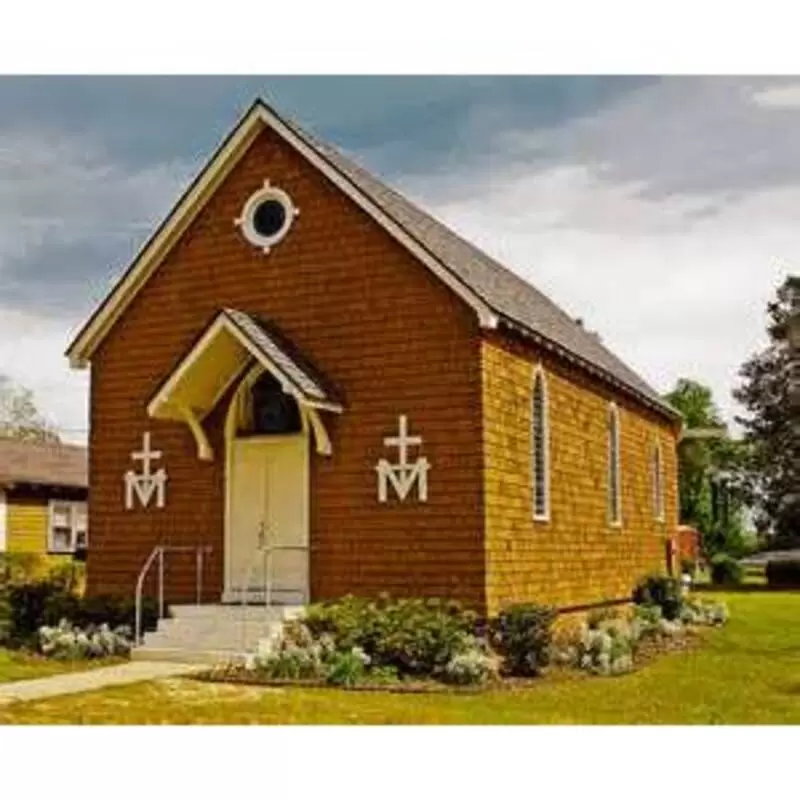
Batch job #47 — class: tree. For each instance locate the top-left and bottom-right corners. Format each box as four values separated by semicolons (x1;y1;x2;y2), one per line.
733;275;800;545
664;378;750;557
0;375;60;443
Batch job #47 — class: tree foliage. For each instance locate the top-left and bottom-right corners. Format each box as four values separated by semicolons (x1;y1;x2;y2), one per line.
664;378;750;556
733;275;799;544
0;375;60;443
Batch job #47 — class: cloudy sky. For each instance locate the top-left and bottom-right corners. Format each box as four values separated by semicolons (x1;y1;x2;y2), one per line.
0;76;794;443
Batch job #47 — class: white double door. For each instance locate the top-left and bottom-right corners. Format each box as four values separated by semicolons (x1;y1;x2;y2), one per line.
226;435;309;604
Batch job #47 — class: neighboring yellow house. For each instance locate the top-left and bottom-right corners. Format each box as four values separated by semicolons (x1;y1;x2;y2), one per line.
0;439;88;557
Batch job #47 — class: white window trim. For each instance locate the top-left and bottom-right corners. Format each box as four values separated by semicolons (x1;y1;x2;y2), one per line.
47;500;88;554
531;365;551;522
653;441;666;523
608;402;623;528
234;180;299;253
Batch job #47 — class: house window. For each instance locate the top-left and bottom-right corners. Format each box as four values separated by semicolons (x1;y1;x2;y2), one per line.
608;404;622;526
653;442;665;521
48;501;88;554
236;182;298;252
531;367;550;520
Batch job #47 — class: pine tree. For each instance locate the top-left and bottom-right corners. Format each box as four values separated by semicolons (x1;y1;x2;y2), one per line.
733;275;800;544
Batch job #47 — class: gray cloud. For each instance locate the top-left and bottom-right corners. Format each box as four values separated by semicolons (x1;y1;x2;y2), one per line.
0;128;192;315
0;76;795;436
481;77;800;207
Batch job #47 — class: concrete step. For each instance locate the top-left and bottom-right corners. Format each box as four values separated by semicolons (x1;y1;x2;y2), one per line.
132;603;299;663
142;631;280;650
169;604;302;621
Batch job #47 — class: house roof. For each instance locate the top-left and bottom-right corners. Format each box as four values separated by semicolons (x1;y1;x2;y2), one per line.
222;309;342;409
65;98;679;423
147;308;343;423
0;439;88;489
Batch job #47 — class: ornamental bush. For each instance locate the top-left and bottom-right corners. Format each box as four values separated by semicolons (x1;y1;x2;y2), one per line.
490;603;557;677
304;595;477;677
3;581;160;648
325;647;371;687
709;553;743;586
632;574;683;620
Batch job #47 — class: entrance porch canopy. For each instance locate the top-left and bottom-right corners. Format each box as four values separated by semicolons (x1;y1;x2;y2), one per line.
146;308;342;460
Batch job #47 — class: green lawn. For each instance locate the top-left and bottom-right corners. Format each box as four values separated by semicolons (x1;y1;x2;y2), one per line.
1;592;798;724
0;649;121;685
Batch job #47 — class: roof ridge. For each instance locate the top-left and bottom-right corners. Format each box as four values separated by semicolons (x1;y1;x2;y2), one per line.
277;107;672;417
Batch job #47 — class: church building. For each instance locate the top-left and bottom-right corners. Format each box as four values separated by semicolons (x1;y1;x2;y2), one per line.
66;99;681;617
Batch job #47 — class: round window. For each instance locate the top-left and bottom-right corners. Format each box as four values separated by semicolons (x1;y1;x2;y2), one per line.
236;182;298;252
252;199;287;239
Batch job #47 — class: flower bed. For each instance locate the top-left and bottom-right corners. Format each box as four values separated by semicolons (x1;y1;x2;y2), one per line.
198;591;730;692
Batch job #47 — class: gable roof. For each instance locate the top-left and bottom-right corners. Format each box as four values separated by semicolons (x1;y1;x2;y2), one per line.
0;439;88;490
66;98;679;423
147;308;343;422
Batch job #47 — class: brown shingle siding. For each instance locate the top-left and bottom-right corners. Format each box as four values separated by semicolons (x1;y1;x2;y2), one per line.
88;126;487;609
481;331;678;615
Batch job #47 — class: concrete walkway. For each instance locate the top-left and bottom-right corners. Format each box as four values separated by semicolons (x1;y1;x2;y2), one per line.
0;661;206;705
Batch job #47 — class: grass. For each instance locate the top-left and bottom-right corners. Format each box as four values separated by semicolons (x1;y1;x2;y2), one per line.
0;592;798;724
0;649;121;685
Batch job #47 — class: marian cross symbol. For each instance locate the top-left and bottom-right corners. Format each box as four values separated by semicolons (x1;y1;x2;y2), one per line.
124;432;168;510
375;415;430;503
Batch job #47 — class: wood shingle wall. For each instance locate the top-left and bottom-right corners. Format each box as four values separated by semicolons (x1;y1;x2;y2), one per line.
88;125;487;608
481;332;679;615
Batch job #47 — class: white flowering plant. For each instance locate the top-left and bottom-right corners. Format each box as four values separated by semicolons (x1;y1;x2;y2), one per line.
679;599;729;627
441;638;500;686
38;618;132;660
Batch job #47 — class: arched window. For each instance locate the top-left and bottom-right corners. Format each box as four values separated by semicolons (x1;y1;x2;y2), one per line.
245;372;302;436
652;442;665;521
531;367;550;521
608;403;622;525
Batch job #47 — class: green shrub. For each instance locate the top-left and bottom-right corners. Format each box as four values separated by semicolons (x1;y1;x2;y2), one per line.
765;560;800;588
325;647;370;686
491;603;557;677
632;575;682;620
253;642;327;681
709;553;743;586
3;582;160;647
631;603;663;639
304;595;477;677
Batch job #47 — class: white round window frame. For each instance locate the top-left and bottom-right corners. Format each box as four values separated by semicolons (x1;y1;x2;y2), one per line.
235;180;299;254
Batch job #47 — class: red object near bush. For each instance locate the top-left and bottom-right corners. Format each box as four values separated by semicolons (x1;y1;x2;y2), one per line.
677;525;701;564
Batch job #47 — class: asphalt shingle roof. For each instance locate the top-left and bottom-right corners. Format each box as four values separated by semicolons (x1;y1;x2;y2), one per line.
0;439;88;489
223;308;341;408
282;112;678;421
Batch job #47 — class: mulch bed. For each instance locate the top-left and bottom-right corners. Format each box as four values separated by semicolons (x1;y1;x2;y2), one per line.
633;626;706;666
194;670;492;694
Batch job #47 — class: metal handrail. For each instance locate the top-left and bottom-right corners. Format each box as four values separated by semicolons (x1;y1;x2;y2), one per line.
134;544;213;644
240;541;309;650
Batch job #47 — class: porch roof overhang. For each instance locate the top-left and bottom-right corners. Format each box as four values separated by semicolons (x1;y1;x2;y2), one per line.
146;309;342;460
